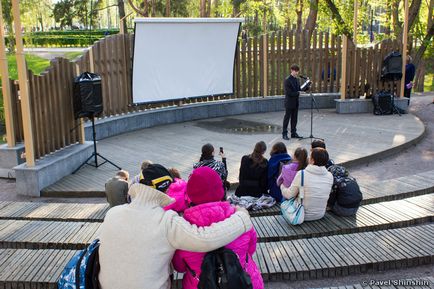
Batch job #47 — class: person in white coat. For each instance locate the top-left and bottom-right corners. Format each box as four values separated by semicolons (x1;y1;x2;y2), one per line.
98;164;252;289
281;148;333;221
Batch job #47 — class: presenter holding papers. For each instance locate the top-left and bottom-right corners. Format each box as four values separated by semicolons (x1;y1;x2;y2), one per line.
282;64;304;141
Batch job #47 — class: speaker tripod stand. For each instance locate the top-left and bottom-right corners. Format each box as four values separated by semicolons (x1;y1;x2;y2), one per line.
300;91;324;142
73;116;121;174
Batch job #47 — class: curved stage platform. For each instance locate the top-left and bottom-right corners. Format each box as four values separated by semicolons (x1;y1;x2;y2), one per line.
42;109;425;197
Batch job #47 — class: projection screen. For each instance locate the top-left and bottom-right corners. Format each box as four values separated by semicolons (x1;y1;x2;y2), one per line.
132;18;242;104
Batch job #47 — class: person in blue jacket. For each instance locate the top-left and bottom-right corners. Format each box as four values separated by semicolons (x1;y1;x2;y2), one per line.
404;55;416;104
267;142;291;202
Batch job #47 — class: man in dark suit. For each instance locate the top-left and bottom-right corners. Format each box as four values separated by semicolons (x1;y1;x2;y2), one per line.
282;64;303;140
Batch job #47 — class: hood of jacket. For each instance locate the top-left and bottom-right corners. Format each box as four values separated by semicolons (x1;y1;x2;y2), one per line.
305;164;330;176
268;153;292;177
128;183;175;208
183;201;235;226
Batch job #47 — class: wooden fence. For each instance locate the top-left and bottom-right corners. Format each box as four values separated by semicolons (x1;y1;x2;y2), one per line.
342;38;402;98
9;30;404;161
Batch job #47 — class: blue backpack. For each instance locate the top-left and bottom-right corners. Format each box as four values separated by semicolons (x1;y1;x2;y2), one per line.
58;239;101;289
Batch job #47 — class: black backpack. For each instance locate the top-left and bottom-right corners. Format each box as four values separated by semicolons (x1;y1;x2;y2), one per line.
189;248;253;289
328;165;362;208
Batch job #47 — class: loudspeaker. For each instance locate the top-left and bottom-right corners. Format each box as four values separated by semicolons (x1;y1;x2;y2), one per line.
373;91;393;115
381;51;402;81
73;72;103;119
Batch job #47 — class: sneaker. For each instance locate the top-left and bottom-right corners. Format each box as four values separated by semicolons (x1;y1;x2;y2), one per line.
282;134;289;140
291;133;303;139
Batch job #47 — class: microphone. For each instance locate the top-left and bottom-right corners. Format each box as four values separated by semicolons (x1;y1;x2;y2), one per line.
299;75;308;80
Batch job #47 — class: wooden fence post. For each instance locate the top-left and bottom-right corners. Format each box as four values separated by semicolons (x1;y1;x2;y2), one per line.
0;0;15;147
12;0;35;166
262;10;268;97
340;35;348;100
400;0;409;97
74;64;86;144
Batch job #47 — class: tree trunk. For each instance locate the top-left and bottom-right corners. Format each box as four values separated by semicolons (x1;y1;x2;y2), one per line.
200;0;206;17
117;0;127;32
304;0;318;39
324;0;352;39
391;0;400;35
396;0;422;41
414;62;425;92
296;0;303;31
413;22;434;69
165;0;170;16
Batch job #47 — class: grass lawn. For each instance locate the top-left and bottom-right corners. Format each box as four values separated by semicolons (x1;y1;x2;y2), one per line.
6;53;51;80
64;51;84;60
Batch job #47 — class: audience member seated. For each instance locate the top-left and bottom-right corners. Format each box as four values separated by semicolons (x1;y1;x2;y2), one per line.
327;165;362;216
131;160;153;185
311;139;334;168
281;148;333;221
98;164;253;289
277;147;308;188
172;167;263;289
235;141;268;198
164;168;189;213
193;143;228;186
267;142;292;202
105;170;129;208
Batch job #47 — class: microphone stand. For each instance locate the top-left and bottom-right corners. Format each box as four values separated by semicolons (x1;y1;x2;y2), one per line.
300;83;323;142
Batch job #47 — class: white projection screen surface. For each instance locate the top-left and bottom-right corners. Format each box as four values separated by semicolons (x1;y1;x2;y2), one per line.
132;18;242;104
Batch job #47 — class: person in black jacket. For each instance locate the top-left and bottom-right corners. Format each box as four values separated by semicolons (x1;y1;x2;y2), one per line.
404;55;416;103
235;141;268;198
283;64;303;140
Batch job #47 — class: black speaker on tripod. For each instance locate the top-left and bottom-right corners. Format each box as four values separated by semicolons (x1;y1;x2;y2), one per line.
72;72;121;174
381;51;402;81
73;72;103;119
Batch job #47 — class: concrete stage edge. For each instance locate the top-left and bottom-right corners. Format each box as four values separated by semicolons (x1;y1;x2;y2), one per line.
41;105;424;197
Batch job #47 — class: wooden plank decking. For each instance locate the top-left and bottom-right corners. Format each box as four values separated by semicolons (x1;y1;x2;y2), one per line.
1;224;433;288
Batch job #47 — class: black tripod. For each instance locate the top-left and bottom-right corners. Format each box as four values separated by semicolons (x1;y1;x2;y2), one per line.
389;79;402;116
73;116;121;174
300;90;324;142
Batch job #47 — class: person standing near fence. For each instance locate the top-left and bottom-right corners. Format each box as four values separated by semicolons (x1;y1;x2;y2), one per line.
282;64;303;140
404;55;416;104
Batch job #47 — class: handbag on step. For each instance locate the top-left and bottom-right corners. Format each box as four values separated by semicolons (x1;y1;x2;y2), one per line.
280;170;305;225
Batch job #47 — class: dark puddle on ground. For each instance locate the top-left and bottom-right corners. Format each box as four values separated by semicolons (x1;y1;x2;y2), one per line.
194;118;282;134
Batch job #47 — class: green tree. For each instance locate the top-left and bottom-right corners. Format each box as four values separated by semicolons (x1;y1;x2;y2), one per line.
53;0;74;29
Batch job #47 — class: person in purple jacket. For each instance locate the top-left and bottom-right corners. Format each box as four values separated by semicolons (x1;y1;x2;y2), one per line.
277;147;308;189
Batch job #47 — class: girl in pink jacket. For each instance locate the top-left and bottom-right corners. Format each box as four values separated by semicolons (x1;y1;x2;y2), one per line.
164;168;189;213
172;167;263;289
277;147;308;188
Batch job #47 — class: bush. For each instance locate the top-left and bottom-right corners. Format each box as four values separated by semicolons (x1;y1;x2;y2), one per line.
21;29;120;47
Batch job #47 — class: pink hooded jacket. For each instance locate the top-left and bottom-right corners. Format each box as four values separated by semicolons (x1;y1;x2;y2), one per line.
172;201;263;289
164;178;188;213
277;161;299;188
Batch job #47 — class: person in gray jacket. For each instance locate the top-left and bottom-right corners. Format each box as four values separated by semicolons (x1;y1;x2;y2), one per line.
281;148;333;221
98;164;252;289
105;170;129;207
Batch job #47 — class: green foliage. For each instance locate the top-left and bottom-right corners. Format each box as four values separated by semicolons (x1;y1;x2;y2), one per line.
6;54;51;79
53;0;75;29
21;30;119;47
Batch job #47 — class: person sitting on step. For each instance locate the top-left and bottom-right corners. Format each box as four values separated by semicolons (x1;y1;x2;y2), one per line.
98;164;253;289
281;148;333;221
235;141;268;198
277;147;308;189
172;167;263;289
105;170;129;208
267;142;292;202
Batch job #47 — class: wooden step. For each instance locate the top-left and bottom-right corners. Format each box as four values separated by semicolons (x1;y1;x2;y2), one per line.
2;224;433;289
0;194;432;250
